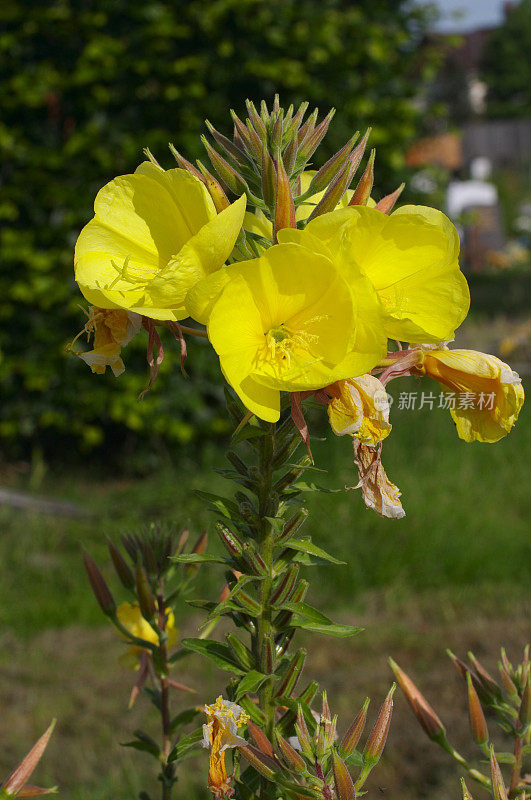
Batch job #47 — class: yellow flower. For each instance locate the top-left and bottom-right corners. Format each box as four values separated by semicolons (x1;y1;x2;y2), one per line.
202;696;249;799
352;442;405;519
292;204;470;344
187;241;387;422
418;348;524;442
116;602;177;668
74;162;246;321
73;306;141;376
327;375;391;445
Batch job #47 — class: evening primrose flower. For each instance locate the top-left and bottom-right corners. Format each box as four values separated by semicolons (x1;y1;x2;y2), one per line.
186;242;387;422
295;204;470;344
327;375;391;445
416;348;524;442
72;306;142;376
202;696;249;798
116;602;177;669
74;162;246;320
352;442;405;519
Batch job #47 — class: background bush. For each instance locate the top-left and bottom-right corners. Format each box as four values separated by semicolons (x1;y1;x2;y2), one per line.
0;0;438;459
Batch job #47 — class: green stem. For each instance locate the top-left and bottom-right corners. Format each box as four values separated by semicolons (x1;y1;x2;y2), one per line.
157;593;175;800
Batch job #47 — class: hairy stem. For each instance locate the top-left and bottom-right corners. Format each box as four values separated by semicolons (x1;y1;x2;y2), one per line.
158;593;174;800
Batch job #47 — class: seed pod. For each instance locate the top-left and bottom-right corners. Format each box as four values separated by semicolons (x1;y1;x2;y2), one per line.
271;564;300;606
375;183;405;214
83;552;116;617
467;672;489;745
295;705;314;761
226;633;255;671
242;542;268;576
349;149;375;206
332;750;356;800
262;637;275;674
276;509;308;545
518;668;531;727
276;732;306;772
339;697;370;757
226;450;249;476
275;648;307;698
489;747;509;800
238;744;278;779
107;539;135;592
363;684;395;766
215;521;244;558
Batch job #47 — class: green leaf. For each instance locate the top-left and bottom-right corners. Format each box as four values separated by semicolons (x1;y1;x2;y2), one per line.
232;425;268;445
280;602;362;638
292;481;341;494
235;670;275;701
169;707;200;735
282;537;345;565
172;553;229;565
182;638;245;675
193;490;239;518
168;728;204;763
121;739;160;757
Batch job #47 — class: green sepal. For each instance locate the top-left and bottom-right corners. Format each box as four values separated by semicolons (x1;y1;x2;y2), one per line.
181;638;246;675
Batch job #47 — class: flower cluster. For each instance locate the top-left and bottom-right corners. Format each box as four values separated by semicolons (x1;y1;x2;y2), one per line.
72;98;524;518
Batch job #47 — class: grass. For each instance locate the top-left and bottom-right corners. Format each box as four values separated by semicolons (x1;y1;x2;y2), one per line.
0;378;529;798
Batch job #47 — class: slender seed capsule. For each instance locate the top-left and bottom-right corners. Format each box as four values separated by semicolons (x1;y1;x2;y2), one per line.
389;658;446;741
226;633;255;671
242;542;268;576
247;721;275;758
276;509;308;545
215;521;244;557
226;450;250;476
332;750;356;800
83;552;116;617
489;747;509;800
276;732;306;771
271;564;300;606
274;648;307;698
339;697;370;756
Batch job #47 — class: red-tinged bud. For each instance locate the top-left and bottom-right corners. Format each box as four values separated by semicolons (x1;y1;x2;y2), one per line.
276;509;308;545
500;648;513;675
201;135;250;195
1;721;55;797
135;562;156;620
196;160;230;212
230;110;255;158
83;552;116;617
237;589;261;616
308;138;365;221
461;778;476;800
297;107;318;145
375;183;405;214
168;143;206;184
176;529;189;554
291;100;309;134
215;521;244;557
306;134;359;196
295;706;314;760
245;119;263;160
262;638;275;674
107;539;135;592
349;149;375;206
363;684;395;765
260;99;270;122
489;747;509;800
332;750;356;800
518;668;531;727
248;722;275;758
273;152;296;241
283;135;298;176
467;673;489;745
128;651;149;709
271;564;300;606
389;659;446;740
297;109;335;164
246;100;267;141
226;632;254;671
261;142;277;209
272;93;280;114
276;732;306;771
339;698;370;756
242;542;268;576
275;648;307;699
468;652;502;700
217;582;230;603
270;112;284;152
499;662;518;696
205;120;252;170
238;745;278;778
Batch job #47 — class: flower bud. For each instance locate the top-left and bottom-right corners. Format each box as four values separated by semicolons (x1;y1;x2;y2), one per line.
295;706;314;760
276;732;306;771
349;149;375;206
238;744;278;779
390;658;446;741
196;160;230;212
1;720;56;797
297;108;335;164
306;134;359;196
297;107;319;145
275;648;307;699
270;112;284;152
363;684;395;766
83;551;116;617
247;721;275;758
290;100;309;135
375;183;405;214
489;747;509;800
231;110;255;157
135;562;156;620
261;142;277;209
467;673;489;745
332;750;356;800
499;662;518;696
468;652;502;700
339;697;370;756
308;130;369;220
168;143;206;184
461;778;476;800
107;539;135;592
201;135;250;195
282;135;298;176
205;119;252;170
245;99;267;141
245;119;264;161
518;668;531;727
273;152;296;240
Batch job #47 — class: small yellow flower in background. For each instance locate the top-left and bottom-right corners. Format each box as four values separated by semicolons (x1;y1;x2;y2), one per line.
327;374;391;445
288;204;470;345
74;162;246;321
116;602;177;669
73;306;142;376
418;348;524;443
352;442;405;519
187;242;387;422
202;696;249;799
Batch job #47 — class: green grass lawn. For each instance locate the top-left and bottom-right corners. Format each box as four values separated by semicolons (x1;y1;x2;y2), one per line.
0;380;529;798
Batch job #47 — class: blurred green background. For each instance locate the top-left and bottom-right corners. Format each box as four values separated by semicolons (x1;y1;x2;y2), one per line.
0;1;529;798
